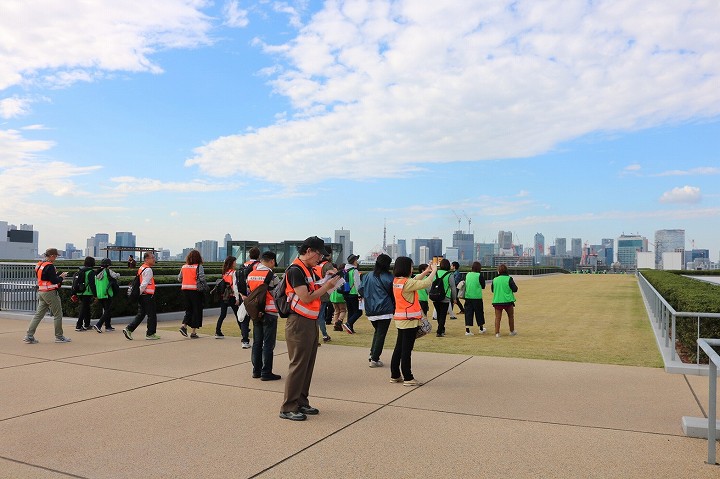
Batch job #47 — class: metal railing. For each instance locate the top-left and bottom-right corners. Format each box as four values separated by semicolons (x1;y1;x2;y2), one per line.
697;338;719;465
637;272;720;364
0;263;38;312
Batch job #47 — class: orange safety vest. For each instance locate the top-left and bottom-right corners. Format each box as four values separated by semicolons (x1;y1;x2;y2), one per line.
138;264;155;295
223;269;235;286
286;258;321;319
181;264;199;290
247;268;276;313
393;278;422;320
36;261;59;292
312;261;327;279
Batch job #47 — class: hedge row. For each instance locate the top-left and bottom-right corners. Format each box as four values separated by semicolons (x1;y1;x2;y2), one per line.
641;270;720;362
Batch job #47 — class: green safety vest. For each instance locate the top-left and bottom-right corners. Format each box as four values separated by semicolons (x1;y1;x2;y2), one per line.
347;267;358;295
79;269;94;296
464;272;483;299
414;274;428;301
492;275;516;304
94;270;113;299
436;269;452;299
330;289;345;303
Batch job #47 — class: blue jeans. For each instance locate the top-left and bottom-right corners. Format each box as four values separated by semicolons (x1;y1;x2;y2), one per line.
345;295;362;330
216;299;239;334
317;301;329;337
252;314;278;377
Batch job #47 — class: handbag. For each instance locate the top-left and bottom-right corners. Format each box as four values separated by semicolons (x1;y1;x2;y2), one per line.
416;315;432;338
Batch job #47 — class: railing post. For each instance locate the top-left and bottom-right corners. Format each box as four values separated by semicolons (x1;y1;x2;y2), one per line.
698;316;701;366
709;359;717;465
671;314;676;362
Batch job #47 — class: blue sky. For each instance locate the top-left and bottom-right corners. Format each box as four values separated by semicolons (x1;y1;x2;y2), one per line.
1;0;719;259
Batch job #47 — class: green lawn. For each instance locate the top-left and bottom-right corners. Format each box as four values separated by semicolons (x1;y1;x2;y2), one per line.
161;274;663;368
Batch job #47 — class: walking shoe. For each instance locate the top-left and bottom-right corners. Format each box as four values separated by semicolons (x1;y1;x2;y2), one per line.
390;377;403;383
279;411;306;421
322;335;331;342
478;328;486;334
495;333;500;338
145;334;161;340
123;328;133;340
179;326;188;337
252;372;261;379
369;360;384;368
403;378;423;387
465;331;474;336
510;330;518;336
241;341;251;349
75;326;84;332
215;331;224;339
449;315;457;320
23;336;38;344
93;324;102;333
83;325;92;331
342;323;354;334
190;333;199;339
261;373;282;381
54;336;72;343
333;322;343;332
298;405;319;415
105;326;116;331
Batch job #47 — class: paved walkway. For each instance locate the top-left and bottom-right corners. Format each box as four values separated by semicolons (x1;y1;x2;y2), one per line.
0;314;717;478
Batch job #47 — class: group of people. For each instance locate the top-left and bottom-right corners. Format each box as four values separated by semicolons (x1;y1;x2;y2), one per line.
22;239;518;423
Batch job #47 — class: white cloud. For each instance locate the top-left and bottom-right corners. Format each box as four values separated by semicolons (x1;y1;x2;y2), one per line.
656;166;720;176
0;97;31;119
0;0;213;90
223;0;249;28
21;124;49;130
188;1;720;186
659;185;702;204
109;176;240;194
624;164;642;172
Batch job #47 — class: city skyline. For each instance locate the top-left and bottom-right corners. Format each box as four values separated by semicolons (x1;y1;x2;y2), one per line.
1;2;719;260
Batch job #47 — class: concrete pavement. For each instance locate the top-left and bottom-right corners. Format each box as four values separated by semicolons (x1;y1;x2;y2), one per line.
0;314;717;478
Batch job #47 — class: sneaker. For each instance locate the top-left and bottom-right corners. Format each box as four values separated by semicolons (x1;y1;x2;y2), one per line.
298;405;319;415
179;326;188;337
369;360;384;368
145;334;161;340
390;377;403;383
478;328;486;334
495;333;500;338
75;326;84;332
449;315;457;320
93;324;102;333
123;328;133;340
333;322;343;331
190;333;199;339
465;331;474;336
322;335;331;342
261;373;282;381
279;411;306;421
83;325;92;331
510;331;518;336
105;326;116;332
342;323;354;334
23;336;38;344
215;332;225;339
403;378;423;387
55;336;72;343
241;341;251;349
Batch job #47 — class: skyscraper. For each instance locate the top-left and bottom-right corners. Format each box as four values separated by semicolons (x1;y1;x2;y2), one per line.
195;240;219;262
397;239;407;257
412;238;442;262
654;229;685;269
601;238;614;265
452;230;474;265
571;238;582;258
617;234;648;268
554;238;566;257
534;233;544;265
497;230;513;252
334;228;352;261
115;231;136;261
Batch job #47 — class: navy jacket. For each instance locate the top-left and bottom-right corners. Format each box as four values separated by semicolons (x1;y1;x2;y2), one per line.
358;271;395;316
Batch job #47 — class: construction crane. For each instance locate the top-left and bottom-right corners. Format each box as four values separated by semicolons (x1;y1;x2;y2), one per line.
462;210;472;234
451;210;462;232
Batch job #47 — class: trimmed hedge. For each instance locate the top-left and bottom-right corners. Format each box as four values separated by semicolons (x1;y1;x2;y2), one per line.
641;270;720;362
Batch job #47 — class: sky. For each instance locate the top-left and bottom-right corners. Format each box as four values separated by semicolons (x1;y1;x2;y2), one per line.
1;0;719;260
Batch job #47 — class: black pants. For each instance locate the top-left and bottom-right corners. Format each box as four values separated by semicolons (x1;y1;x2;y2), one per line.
345;295;362;330
77;295;93;328
390;327;419;380
464;298;485;329
182;290;204;329
324;302;334;324
252;314;278;377
433;301;450;335
128;294;157;335
216;299;239;334
455;297;465;313
419;300;429;316
95;298;113;329
369;318;391;362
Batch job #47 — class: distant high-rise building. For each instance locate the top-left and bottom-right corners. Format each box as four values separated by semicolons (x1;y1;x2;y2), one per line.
601;238;614;265
397;239;407;257
114;231;136;261
548;245;556;256
195;240;219;262
476;243;495;265
497;230;513;253
85;233;109;257
452;230;474;265
0;220;39;259
412;238;442;262
554;238;567;257
570;238;582;258
617;234;648;268
419;246;430;265
654;229;685;269
534;233;544;265
334;228;352;261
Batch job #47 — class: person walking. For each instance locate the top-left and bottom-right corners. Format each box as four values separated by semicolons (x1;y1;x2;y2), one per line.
330;268;347;332
342;254;362;334
74;256;97;331
463;261;486;335
451;261;465;317
92;258;120;332
248;251;282;381
390;257;437;386
215;256;240;338
123;252;160;340
279;236;341;421
24;248;71;344
178;249;207;339
127;255;136;268
312;248;334;342
359;254;394;368
491;264;518;338
431;259;456;337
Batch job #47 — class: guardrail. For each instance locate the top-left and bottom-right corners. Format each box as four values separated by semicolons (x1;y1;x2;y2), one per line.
637;272;720;364
697;338;719;465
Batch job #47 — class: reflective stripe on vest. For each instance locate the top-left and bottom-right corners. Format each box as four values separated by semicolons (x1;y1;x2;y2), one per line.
181;264;199;290
286;259;321;319
139;265;155;295
392;278;422;320
36;261;59;292
247;269;276;313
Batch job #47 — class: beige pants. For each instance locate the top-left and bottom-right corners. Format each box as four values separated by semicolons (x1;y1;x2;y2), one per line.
27;290;64;338
281;313;320;413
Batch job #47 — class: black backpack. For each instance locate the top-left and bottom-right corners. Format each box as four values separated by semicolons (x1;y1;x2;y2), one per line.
209;279;227;298
244;271;275;322
428;271;450;302
127;267;147;302
273;265;300;318
71;268;88;294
